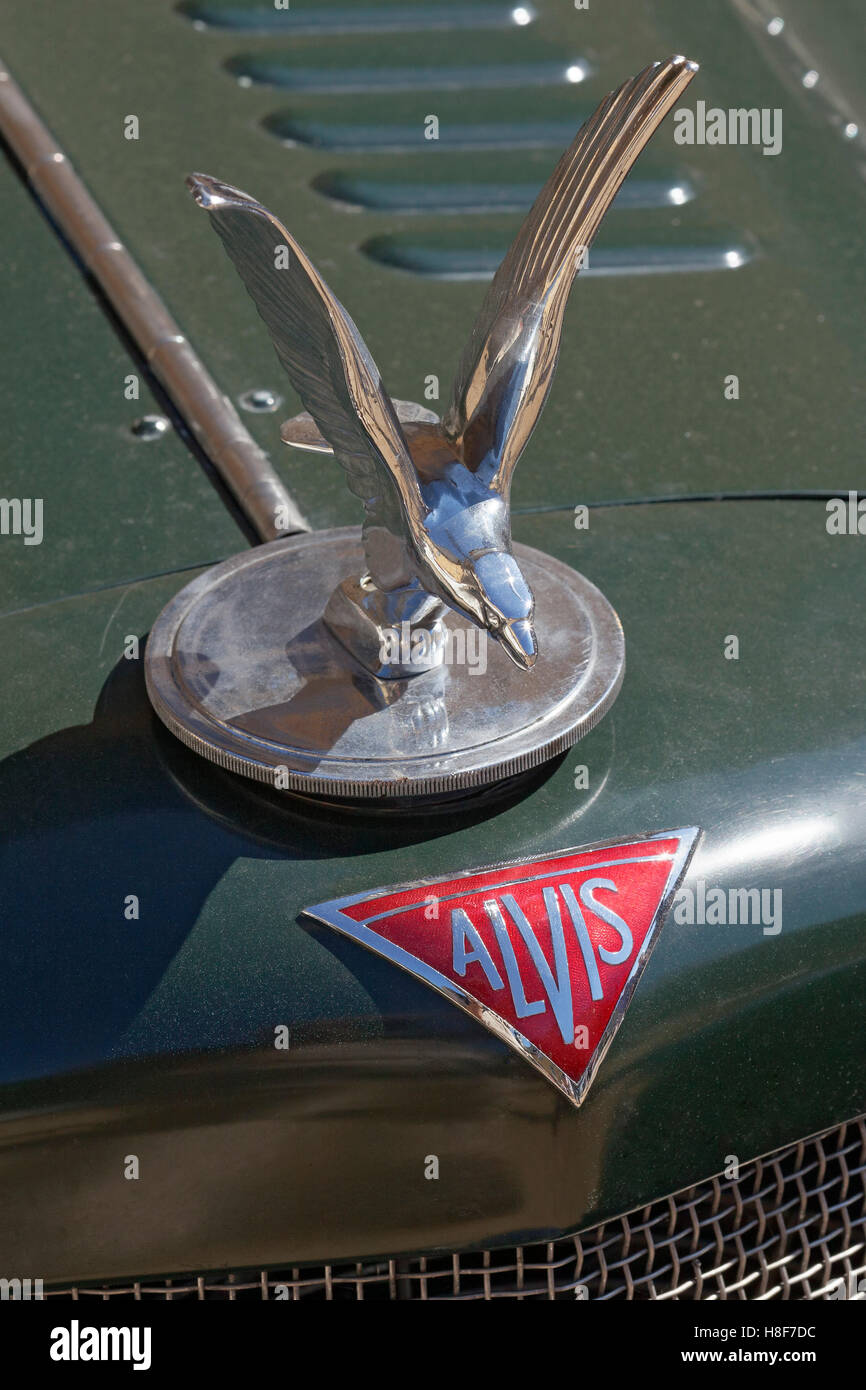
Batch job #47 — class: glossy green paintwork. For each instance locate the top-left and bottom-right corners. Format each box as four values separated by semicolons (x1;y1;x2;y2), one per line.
2;502;865;1280
0;0;864;1283
0;151;245;614
2;0;865;533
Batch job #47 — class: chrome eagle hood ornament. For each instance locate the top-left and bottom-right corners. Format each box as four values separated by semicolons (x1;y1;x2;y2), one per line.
145;57;697;800
187;55;697;676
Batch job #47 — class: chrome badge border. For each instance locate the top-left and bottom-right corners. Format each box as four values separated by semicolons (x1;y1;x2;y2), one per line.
303;827;701;1108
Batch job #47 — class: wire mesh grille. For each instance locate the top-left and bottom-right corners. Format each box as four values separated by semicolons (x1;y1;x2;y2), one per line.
48;1115;866;1300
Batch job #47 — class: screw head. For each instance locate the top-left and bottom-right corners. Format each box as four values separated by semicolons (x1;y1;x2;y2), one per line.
239;388;282;414
131;414;170;441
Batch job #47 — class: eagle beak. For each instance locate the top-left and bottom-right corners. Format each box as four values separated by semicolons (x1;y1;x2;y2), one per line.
499;619;537;670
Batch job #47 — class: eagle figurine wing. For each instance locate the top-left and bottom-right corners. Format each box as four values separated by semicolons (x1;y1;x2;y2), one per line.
187;173;426;585
441;56;699;497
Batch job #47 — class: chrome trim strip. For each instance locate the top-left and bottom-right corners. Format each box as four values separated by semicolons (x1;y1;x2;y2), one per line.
308;830;696;912
0;61;308;543
361;853;673;923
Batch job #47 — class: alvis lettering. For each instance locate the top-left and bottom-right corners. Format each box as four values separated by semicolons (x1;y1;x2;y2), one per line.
305;829;699;1106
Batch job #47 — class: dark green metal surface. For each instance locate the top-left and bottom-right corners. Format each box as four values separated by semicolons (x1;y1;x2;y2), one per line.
2;501;864;1281
0;148;245;614
0;0;864;1284
1;0;864;533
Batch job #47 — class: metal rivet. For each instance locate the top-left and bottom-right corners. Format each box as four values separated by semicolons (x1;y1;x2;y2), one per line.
131;414;170;441
239;388;282;414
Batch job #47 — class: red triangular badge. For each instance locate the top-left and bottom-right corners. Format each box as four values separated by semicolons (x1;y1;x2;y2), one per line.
304;829;699;1107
